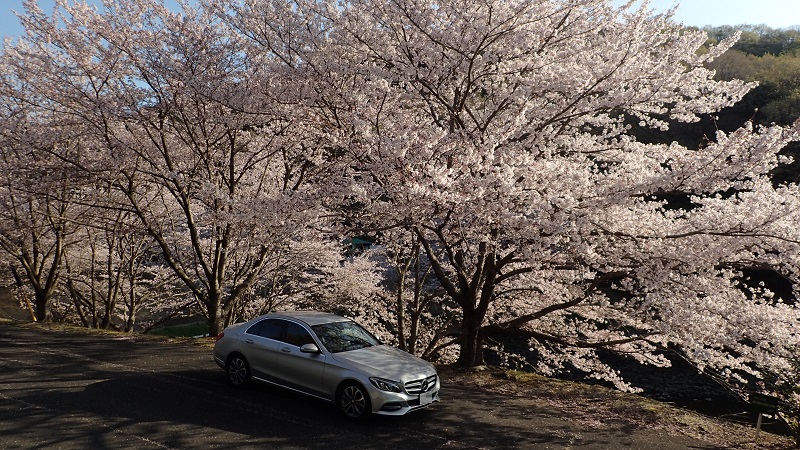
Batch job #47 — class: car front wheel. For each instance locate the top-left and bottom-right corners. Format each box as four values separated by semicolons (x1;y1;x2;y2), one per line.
337;382;371;421
226;353;250;388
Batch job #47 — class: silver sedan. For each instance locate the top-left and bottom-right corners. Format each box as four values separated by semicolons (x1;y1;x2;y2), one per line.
213;311;440;420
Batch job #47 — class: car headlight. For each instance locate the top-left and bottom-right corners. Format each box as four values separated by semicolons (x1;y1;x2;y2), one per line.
369;377;402;393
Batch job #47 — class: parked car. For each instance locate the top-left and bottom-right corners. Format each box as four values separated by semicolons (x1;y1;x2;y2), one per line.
213;311;440;420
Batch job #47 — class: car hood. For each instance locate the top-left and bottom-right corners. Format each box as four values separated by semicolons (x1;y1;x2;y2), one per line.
331;345;435;381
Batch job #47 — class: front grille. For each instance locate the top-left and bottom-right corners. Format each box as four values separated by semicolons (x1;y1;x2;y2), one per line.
405;374;437;394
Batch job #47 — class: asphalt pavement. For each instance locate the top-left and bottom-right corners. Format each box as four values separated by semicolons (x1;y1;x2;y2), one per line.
0;323;715;449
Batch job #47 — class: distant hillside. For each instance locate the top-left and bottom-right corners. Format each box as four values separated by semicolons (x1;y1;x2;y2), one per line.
703;24;800;56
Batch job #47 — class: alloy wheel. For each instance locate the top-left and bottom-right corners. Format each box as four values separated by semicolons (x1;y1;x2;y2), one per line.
340;384;368;419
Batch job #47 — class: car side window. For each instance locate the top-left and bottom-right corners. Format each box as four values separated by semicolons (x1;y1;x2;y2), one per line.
246;319;284;340
245;321;263;336
283;321;314;347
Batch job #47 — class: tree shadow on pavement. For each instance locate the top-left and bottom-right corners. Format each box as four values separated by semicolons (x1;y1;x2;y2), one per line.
3;370;728;450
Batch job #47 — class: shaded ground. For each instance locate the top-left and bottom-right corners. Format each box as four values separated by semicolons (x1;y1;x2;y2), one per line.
0;321;796;449
440;366;797;449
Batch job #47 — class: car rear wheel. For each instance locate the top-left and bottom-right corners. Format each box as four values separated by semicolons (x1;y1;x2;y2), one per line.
226;353;250;387
337;382;371;421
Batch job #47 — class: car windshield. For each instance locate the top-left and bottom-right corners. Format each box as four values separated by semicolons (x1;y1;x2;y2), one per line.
311;320;381;353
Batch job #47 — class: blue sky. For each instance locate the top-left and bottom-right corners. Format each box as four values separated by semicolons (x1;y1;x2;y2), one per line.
1;0;798;44
1;0;189;44
615;0;800;29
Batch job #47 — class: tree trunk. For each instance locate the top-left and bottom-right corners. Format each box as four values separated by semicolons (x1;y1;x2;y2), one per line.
34;291;50;322
457;310;485;367
207;292;224;337
125;288;136;332
208;316;223;337
396;275;407;351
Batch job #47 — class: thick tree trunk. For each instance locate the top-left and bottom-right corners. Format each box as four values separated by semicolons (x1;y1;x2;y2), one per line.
207;310;223;337
208;317;223;337
206;291;224;337
457;310;485;367
34;291;50;322
414;228;497;367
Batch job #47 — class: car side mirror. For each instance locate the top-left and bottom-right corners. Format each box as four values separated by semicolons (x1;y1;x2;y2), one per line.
300;343;321;354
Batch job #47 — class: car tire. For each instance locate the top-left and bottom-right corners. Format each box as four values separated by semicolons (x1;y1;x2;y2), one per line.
226;353;250;388
337;381;371;421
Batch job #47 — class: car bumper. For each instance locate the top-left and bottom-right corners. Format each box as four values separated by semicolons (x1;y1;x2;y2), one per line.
214;354;225;369
369;385;441;416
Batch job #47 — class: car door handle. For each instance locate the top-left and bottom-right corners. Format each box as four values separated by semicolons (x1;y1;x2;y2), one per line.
280;347;292;353
245;339;254;344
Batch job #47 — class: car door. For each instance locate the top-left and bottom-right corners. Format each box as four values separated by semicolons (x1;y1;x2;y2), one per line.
242;319;283;380
271;320;328;399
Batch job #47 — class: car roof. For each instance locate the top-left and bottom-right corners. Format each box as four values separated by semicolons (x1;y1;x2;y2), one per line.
267;311;351;326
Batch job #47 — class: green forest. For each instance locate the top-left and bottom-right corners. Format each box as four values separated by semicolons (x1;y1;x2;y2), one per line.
707;25;800;127
660;25;800;184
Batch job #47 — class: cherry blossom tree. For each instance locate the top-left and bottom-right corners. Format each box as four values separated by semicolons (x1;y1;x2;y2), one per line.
233;0;800;391
62;226;125;329
0;95;87;322
0;185;72;323
361;230;460;361
59;207;191;332
1;0;343;335
212;0;462;360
